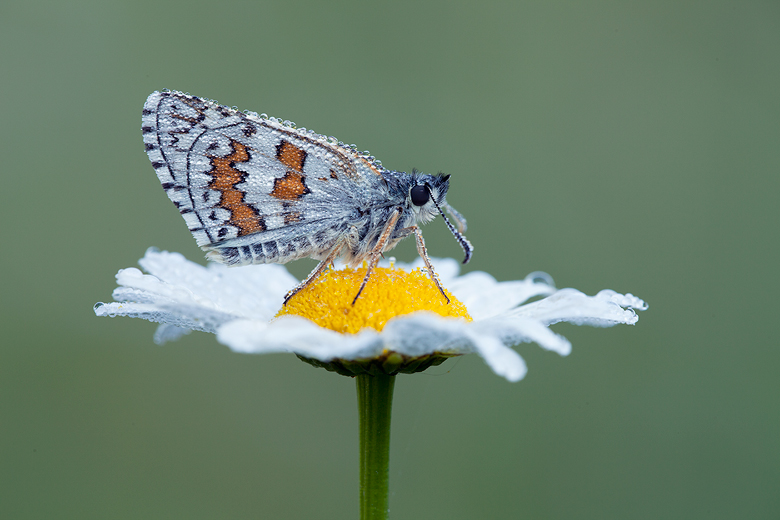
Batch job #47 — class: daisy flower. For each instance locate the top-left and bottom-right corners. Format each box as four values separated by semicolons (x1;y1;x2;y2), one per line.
95;247;647;519
94;248;647;382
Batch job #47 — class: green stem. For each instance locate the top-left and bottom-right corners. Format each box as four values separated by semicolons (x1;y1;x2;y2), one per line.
357;373;396;520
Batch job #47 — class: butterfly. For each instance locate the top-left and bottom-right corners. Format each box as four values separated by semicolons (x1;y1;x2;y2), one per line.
142;90;472;304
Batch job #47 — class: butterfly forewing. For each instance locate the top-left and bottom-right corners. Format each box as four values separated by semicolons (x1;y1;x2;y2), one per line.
142;91;386;265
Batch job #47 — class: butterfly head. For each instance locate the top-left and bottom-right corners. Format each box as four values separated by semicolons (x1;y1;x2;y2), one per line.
407;171;450;224
406;171;472;265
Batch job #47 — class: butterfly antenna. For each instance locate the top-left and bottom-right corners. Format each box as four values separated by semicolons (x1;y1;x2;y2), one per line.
426;185;473;264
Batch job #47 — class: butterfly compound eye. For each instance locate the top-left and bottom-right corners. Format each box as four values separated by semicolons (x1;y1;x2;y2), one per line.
410;185;429;206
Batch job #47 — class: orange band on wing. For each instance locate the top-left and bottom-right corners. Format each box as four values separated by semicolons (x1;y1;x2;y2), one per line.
207;140;266;235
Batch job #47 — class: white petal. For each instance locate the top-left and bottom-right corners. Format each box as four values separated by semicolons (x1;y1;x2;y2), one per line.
137;248;203;284
380;312;472;356
595;289;649;310
464;332;528;382
448;271;556;320
220;312;529;382
472;316;572;356
94;249;300;338
137;248;296;320
220;313;473;361
93;301;234;336
220;312;463;359
113;267;201;307
217;316;386;360
507;288;643;327
154;324;191;344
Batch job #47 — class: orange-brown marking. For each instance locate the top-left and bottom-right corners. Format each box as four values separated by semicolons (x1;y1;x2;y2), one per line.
270;171;311;200
276;141;307;172
207;141;265;236
330;170;339;180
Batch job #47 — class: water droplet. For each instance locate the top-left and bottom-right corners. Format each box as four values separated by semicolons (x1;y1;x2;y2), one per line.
527;271;555;287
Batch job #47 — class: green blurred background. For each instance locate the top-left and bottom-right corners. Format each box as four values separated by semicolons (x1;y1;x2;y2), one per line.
2;1;778;518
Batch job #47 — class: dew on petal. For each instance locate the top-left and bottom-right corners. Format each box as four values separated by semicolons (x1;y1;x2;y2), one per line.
526;271;555;287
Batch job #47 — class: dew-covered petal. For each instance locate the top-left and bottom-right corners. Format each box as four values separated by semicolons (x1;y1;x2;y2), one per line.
506;288;644;327
388;259;556;319
154;324;191;344
379;312;472;356
356;313;530;382
95;267;246;335
137;248;203;284
136;248;296;320
463;332;528;382
93;301;235;337
220;311;530;382
447;271;556;320
217;316;386;360
95;249;298;335
472;315;572;355
595;289;649;311
112;267;202;307
220;313;471;361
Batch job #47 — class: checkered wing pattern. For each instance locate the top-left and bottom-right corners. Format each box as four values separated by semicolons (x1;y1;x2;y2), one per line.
142;91;389;265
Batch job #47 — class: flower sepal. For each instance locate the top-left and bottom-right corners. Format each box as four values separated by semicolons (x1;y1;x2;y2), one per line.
296;351;459;377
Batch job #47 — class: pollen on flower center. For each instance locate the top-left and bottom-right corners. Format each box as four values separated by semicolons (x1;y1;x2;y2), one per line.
276;265;472;334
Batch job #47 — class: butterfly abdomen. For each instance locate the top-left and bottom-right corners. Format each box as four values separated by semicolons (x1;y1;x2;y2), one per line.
205;225;345;266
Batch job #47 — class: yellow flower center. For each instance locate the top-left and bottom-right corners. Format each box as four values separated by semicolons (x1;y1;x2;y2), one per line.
276;265;472;333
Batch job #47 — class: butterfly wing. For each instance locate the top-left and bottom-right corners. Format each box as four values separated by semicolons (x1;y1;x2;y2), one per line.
142;91;390;266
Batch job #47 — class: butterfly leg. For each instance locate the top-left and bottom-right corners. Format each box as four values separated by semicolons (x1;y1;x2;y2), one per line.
406;225;450;304
352;208;402;305
283;243;344;305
